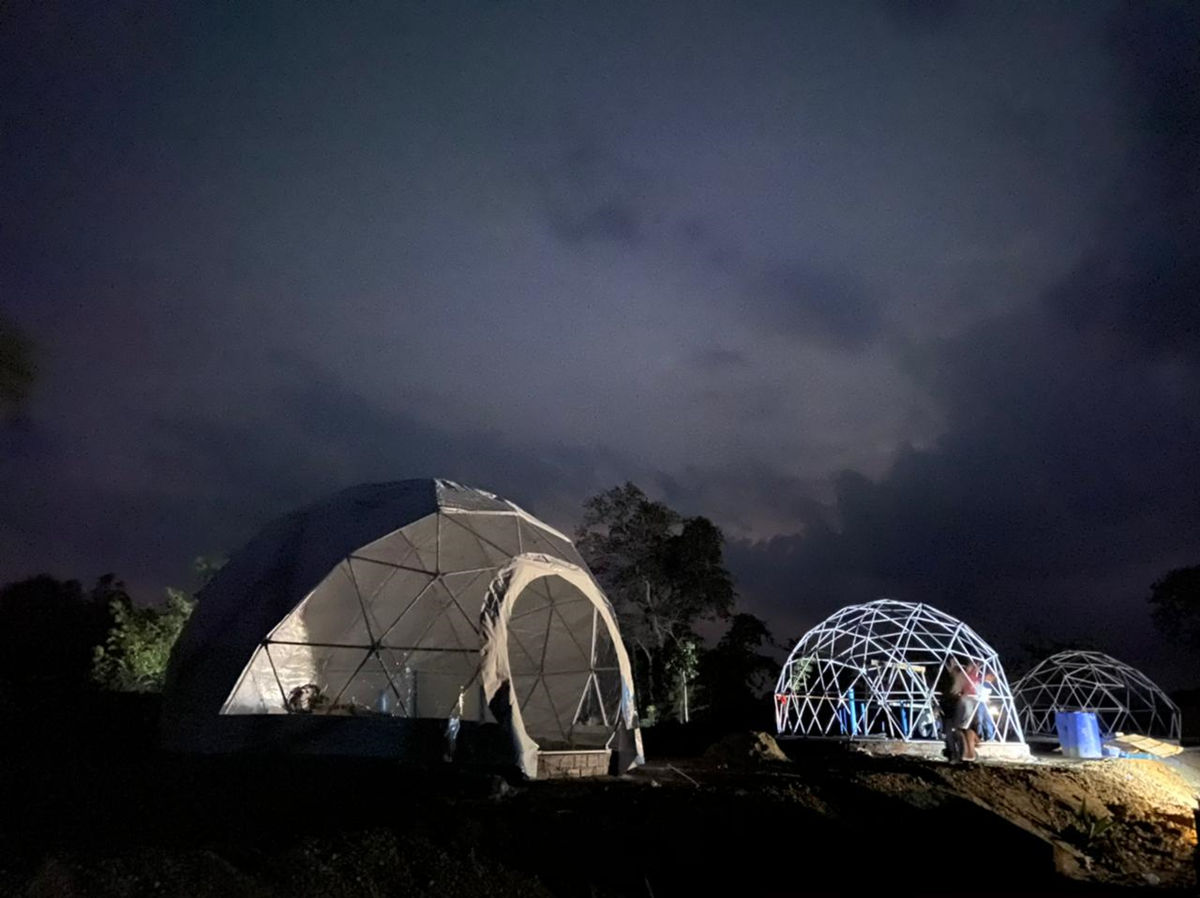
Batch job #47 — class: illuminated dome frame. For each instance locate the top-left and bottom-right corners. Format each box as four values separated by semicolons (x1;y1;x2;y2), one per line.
774;599;1025;745
1013;649;1181;742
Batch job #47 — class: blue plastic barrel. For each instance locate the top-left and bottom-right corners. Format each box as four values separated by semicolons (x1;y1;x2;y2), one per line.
1055;711;1102;759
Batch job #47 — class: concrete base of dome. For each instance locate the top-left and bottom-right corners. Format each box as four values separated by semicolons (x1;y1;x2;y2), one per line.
852;738;1031;761
537;749;613;779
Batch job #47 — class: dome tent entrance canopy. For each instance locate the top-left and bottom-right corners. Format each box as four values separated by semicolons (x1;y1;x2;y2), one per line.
1014;650;1181;742
775;599;1024;745
163;480;643;778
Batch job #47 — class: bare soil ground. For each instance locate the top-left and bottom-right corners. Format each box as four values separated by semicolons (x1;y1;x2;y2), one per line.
777;746;1197;888
0;733;1195;896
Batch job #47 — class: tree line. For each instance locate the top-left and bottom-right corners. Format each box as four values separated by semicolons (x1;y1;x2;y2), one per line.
0;482;1195;727
0;484;781;728
0;560;216;711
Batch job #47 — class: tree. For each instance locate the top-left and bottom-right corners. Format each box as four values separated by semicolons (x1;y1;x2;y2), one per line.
664;636;700;723
1148;565;1200;650
191;554;227;588
0;315;35;418
696;612;779;730
91;555;222;692
576;483;735;718
0;574;116;705
92;587;196;692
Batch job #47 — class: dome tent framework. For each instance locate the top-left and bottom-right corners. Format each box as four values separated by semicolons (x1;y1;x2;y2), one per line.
164;480;643;777
1013;650;1181;742
774;599;1024;744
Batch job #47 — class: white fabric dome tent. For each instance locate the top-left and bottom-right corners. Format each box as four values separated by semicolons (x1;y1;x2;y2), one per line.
774;599;1024;746
163;480;643;777
1013;650;1181;742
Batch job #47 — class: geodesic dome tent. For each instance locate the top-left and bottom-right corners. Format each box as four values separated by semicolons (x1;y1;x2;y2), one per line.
774;599;1024;745
1013;650;1181;742
163;480;643;778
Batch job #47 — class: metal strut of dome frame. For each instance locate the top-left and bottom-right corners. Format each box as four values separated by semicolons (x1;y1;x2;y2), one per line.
1013;650;1181;742
774;599;1025;744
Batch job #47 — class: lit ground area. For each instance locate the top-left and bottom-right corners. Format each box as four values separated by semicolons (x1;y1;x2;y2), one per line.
0;730;1196;896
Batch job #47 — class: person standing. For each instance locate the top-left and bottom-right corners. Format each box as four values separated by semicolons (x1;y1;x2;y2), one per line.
945;659;982;761
974;672;998;741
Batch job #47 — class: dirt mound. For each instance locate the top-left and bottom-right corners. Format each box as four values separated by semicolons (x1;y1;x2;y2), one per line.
702;730;788;766
848;756;1198;888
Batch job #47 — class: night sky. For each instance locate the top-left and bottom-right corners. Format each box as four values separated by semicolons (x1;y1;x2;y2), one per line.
3;2;1198;685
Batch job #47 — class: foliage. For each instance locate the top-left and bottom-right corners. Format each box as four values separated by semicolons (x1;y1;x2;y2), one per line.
0;574;116;703
576;482;735;712
192;554;227;589
663;636;700;723
1147;565;1200;650
92;587;196;692
0;315;35;418
91;555;221;693
697;613;779;730
1064;799;1117;850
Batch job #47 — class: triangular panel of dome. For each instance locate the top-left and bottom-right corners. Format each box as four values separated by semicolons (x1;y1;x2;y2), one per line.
516;519;574;560
223;645;284;713
386;578;479;655
543;668;591;723
591;616;618;670
270;561;371;647
541;604;592;672
573;673;606;726
546;575;594;623
313;646;373;708
437;513;514;572
506;616;547;678
374;570;446;645
453;512;522;558
510;572;555;616
394;647;479;717
508;582;554;664
334;652;404;714
262;642;370;711
441;569;493;628
346;556;403;604
351;559;435;641
400;514;441;572
353;527;424;572
519;678;569;744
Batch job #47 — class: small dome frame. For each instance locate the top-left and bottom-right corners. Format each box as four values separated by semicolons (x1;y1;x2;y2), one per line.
1013;650;1181;742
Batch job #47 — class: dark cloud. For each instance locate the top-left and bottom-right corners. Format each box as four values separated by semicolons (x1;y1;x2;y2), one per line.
752;262;882;349
1052;2;1200;361
728;308;1200;682
674;216;884;350
542;140;651;246
878;0;963;34
688;347;749;372
657;465;831;545
551;201;642;245
724;0;1200;685
0;364;644;594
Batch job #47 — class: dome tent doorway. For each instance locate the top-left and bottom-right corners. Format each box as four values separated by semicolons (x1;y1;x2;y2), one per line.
163;480;643;778
774;599;1025;751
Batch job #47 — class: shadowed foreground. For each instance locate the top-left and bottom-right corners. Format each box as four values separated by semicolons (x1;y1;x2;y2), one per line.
0;723;1196;897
